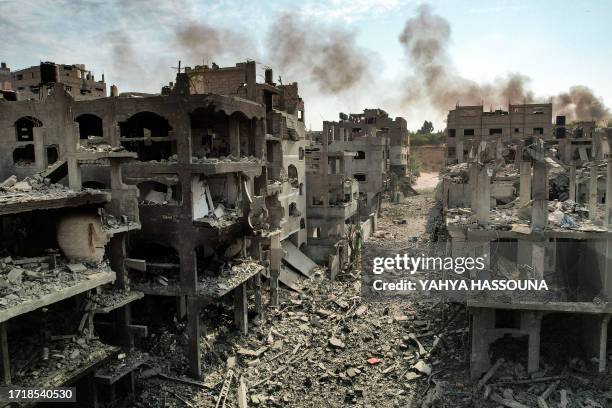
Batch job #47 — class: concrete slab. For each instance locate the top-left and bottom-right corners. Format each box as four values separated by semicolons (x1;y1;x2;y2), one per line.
279;265;302;291
281;241;317;278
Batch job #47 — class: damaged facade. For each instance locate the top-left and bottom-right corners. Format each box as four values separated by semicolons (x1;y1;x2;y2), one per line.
0;58;378;404
445;103;553;165
1;61;107;101
438;113;612;380
311;108;411;218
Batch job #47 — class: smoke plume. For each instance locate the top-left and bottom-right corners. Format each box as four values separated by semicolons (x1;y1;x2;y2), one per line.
399;4;609;123
268;13;371;94
553;85;610;123
174;21;253;64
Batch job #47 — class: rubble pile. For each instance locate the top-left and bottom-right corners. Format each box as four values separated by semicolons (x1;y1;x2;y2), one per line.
196;204;242;229
470;359;612;408
445;199;606;232
0;255;110;309
191;155;262;165
0;173;101;205
440;163;469;183
102;213;140;231
199;261;263;297
78;143;126;153
91;289;137;310
144;154;263;165
15;336;117;387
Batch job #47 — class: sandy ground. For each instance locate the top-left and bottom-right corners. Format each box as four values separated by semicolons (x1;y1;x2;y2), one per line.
413;172;440;193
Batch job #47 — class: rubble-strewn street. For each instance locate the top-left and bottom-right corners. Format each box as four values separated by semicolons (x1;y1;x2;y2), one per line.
134;189;473;407
2;2;612;405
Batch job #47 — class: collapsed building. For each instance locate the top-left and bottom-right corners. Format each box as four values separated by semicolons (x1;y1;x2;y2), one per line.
311;109;412;218
304;131;360;279
445;103;554;165
0;93;142;404
0;58;358;405
438;111;612;380
1;61;107;101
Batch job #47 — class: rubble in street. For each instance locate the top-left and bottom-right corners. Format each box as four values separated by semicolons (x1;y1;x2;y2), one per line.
0;45;611;407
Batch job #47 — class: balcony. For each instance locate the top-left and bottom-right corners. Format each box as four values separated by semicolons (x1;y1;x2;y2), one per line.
307;200;358;220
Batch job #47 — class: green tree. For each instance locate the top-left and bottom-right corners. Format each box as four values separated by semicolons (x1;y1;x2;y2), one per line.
417;120;434;134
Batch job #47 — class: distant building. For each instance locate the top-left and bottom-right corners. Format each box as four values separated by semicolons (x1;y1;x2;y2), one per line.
7;62;106;101
445;103;553;164
0;62;11;91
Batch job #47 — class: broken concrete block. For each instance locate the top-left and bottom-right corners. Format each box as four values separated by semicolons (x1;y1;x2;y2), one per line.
413;360;432;375
13;181;32;192
213;204;226;218
0;175;17;189
66;263;87;274
328;337;345;349
7;268;24;284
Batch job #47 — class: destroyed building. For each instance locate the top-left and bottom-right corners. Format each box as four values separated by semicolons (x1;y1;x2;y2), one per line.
3;62;107;101
304;132;360;279
439;127;612;381
312;109;411;218
445;103;553;164
0;88;143;404
0;58;334;403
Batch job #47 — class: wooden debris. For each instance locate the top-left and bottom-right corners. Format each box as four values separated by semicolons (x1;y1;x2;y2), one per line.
536;379;560;408
559;389;569;408
237;376;248;408
477;358;504;391
491;393;530;408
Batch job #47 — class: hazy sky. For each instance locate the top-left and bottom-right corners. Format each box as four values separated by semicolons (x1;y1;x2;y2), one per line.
1;0;611;130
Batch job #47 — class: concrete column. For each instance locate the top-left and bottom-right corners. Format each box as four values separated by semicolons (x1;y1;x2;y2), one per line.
606;158;612;227
469;162;478;210
599;314;611;372
456;139;464;163
67;156;82;190
605;240;612;298
254;273;263;316
522;311;543;374
0;323;9;385
589;162;598;221
187;296;202;378
531;160;548;230
519;161;532;207
517;240;532;271
33;128;45;171
569;162;576;202
531;241;546;279
470;308;495;380
179;245;198;295
269;232;281;307
474;165;491;225
234;283;248;335
229;115;240;157
496;139;503;160
176;296;187;320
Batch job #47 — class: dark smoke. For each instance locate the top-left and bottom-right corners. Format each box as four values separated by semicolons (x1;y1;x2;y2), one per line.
174;21;252;64
553;86;610;123
268;13;370;94
399;4;533;111
399;4;609;123
107;30;146;77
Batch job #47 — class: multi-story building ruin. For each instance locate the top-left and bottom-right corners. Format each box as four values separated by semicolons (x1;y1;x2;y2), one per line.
0;59;339;402
3;61;107;101
445;103;553;164
0;89;143;404
313;108;411;217
304;134;359;279
439;122;612;380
